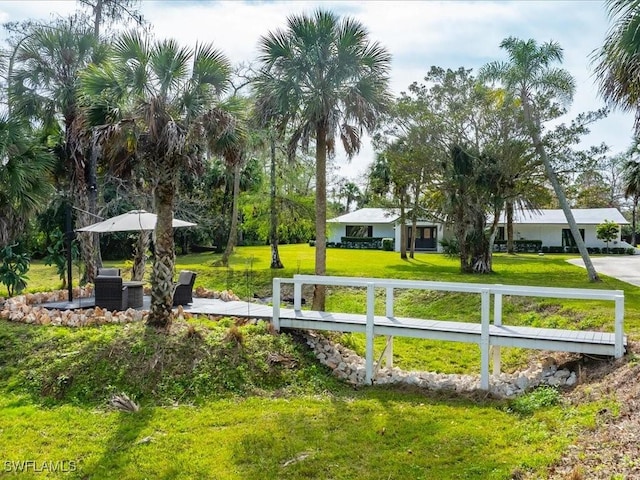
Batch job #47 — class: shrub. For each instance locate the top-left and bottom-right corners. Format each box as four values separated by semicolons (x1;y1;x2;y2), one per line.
541;246;549;253
381;238;394;251
308;240;316;247
0;244;30;296
439;237;459;257
627;248;636;255
509;386;561;415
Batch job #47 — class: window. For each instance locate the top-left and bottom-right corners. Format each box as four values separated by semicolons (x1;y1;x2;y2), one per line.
346;225;373;237
562;228;585;247
498;226;505;241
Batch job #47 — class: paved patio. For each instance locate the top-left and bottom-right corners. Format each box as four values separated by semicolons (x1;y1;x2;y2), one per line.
40;296;275;319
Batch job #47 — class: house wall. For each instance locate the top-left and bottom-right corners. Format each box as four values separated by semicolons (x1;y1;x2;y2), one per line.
393;222;443;253
512;224;623;248
327;223;395;244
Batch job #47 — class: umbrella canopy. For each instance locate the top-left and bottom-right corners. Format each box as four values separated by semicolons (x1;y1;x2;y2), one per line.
76;210;197;233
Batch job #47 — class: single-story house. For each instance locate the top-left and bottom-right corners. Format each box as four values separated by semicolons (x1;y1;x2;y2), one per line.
327;207;631;253
327;208;444;252
495;208;630;250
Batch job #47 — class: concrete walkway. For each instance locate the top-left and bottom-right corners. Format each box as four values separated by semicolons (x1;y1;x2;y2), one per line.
567;256;640;287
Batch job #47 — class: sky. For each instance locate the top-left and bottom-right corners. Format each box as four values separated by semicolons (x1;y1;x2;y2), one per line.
0;0;633;184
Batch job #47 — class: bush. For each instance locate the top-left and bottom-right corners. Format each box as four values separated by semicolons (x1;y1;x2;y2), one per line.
541;246;549;253
308;240;315;247
439;237;459;257
627;248;636;255
382;238;394;251
340;237;384;249
0;244;30;297
509;386;561;416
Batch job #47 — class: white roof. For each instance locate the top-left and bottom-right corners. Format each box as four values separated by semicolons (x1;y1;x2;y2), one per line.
498;208;629;225
328;208;400;224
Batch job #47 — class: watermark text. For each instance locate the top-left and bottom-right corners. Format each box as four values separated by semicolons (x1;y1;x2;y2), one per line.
4;460;77;473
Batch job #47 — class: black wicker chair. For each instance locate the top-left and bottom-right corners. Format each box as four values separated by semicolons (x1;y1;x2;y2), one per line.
95;276;128;310
98;267;121;277
173;271;196;306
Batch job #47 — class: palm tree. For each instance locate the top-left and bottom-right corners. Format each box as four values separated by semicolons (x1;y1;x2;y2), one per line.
480;37;600;281
0;116;54;247
12;20;104;282
257;9;391;310
80;31;234;327
593;0;640;133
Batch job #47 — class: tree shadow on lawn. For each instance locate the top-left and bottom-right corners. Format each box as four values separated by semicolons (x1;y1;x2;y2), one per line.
229;386;513;480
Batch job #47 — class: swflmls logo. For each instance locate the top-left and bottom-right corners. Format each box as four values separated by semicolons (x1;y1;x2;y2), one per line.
4;460;77;473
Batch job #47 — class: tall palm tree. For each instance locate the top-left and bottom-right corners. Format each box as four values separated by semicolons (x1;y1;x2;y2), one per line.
0;116;54;247
80;31;234;327
11;20;105;282
480;36;600;281
257;9;392;310
593;0;640;132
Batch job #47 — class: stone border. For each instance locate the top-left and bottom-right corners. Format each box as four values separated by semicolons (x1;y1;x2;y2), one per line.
0;286;240;327
302;331;577;398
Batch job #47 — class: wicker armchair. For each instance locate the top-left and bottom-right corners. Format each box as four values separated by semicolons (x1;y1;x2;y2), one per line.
98;267;121;277
95;276;128;310
173;271;196;306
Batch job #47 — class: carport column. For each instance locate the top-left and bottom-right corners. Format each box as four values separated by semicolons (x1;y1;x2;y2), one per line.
365;282;376;384
480;289;491;390
614;293;625;358
492;291;503;376
272;278;281;332
385;286;394;367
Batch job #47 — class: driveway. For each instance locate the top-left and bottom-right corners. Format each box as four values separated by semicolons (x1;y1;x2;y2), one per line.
567;256;640;287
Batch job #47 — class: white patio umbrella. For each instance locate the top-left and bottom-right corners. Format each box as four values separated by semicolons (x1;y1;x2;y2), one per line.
76;210;197;233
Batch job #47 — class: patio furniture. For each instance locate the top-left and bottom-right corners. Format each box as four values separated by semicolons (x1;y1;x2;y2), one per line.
123;281;145;309
98;267;121;276
95;276;128;311
173;271;196;306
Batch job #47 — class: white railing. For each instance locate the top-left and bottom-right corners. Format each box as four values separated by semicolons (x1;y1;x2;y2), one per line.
272;275;625;389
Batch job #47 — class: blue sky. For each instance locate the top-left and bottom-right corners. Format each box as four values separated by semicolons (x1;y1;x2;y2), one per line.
0;0;632;183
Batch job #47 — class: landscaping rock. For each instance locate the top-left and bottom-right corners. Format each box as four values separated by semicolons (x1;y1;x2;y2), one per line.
301;331;580;398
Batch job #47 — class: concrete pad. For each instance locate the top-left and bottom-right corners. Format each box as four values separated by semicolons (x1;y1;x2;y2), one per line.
567;256;640;287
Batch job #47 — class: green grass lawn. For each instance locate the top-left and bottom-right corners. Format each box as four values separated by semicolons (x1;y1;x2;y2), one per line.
3;245;636;478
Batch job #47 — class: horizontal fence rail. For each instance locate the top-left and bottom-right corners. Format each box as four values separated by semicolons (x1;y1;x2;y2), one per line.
272;275;626;390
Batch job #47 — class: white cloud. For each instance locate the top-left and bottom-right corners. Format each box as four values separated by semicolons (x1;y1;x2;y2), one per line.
0;0;633;179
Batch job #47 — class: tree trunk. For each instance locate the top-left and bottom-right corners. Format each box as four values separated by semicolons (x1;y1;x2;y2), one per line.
409;215;417;259
131;230;150;281
269;136;284;269
220;161;242;267
506;199;515;254
632;197;638;247
521;95;599;282
312;126;327;311
148;168;176;328
399;190;407;260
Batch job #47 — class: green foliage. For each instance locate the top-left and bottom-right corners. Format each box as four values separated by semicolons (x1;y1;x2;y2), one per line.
439;237;460;257
596;219;620;252
0;244;30;296
509;386;561;415
43;228;79;285
381;238;394;251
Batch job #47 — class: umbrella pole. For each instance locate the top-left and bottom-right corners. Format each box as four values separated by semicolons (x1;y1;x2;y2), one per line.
66;203;73;302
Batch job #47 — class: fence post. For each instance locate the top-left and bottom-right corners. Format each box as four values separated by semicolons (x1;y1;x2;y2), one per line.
615;293;625;358
365;282;375;384
385;286;394;367
294;281;302;311
272;278;281;332
480;288;490;390
492;290;503;376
